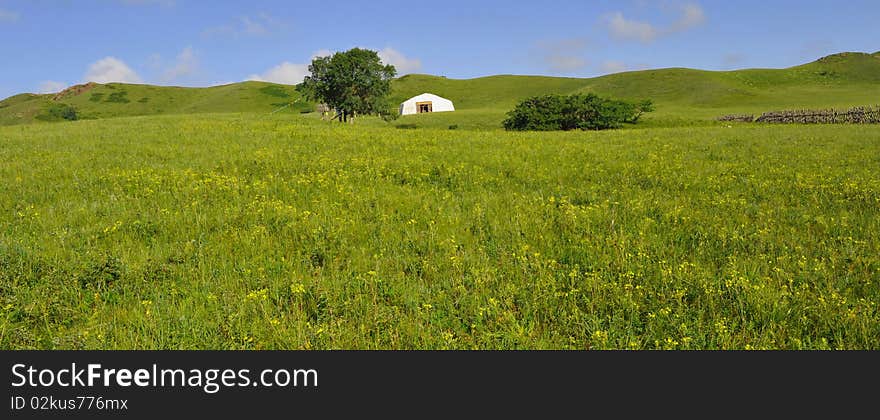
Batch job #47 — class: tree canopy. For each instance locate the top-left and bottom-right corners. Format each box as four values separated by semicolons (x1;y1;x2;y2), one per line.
503;94;654;131
297;48;397;122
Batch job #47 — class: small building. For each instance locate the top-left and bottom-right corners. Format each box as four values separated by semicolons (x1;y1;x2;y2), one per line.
399;93;455;116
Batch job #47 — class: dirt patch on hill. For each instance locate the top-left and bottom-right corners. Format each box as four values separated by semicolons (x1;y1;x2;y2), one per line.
53;82;98;101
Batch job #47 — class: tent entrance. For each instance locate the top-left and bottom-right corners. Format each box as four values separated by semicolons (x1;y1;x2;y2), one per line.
416;101;433;113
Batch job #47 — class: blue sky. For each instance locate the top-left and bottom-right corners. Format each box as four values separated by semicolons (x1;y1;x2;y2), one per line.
0;0;878;99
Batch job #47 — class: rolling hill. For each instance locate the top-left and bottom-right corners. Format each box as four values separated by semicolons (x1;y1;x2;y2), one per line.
389;52;880;127
2;51;879;127
0;81;311;126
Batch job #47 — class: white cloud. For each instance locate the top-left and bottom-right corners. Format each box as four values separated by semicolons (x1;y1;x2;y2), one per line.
378;47;422;75
84;57;143;84
161;46;199;82
0;8;20;22
247;62;311;85
313;49;333;59
38;81;67;94
535;38;589;73
203;13;285;38
606;3;706;43
548;56;588;72
247;50;328;85
600;61;629;74
240;16;268;36
248;48;418;85
672;3;706;31
608;12;658;43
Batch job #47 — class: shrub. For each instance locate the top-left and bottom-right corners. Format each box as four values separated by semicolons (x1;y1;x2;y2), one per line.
36;103;78;122
381;108;400;122
503;94;654;131
106;91;130;103
259;85;291;98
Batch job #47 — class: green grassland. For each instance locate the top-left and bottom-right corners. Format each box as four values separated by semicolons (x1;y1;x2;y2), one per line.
0;81;311;126
3;52;880;129
1;114;878;349
1;52;879;350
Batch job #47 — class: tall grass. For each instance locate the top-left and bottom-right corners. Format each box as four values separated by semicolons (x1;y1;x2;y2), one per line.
1;114;878;349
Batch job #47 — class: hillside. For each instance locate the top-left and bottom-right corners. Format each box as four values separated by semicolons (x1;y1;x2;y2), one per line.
391;52;880;108
0;81;310;126
390;52;880;128
2;51;879;127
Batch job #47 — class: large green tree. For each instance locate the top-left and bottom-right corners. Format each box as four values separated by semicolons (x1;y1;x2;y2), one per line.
297;48;397;123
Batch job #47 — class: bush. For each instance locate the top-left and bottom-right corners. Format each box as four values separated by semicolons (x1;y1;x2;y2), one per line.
259;85;291;98
36;103;78;122
106;91;130;103
380;108;400;122
503;94;654;131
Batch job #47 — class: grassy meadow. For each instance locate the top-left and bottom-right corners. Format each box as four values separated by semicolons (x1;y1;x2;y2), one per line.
1;114;878;349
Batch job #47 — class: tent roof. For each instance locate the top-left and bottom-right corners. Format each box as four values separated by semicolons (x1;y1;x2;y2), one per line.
401;93;453;104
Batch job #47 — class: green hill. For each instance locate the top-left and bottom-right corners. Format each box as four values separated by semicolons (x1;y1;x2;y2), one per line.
2;51;879;127
0;81;310;126
391;52;880;109
389;74;592;109
389;52;880;128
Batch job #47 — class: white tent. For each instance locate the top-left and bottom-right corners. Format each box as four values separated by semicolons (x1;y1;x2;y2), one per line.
399;93;455;116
